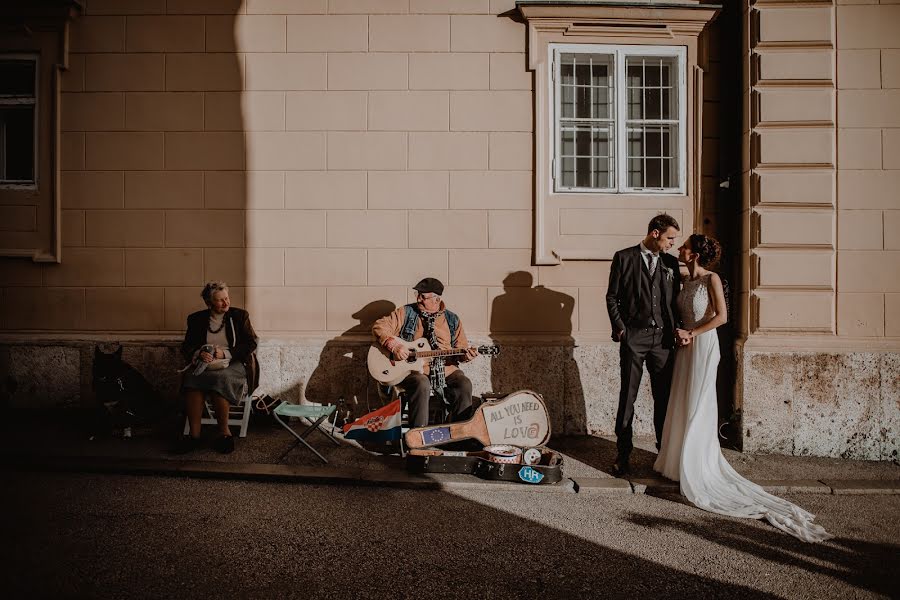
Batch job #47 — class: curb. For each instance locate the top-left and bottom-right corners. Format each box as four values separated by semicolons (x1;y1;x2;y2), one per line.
4;455;580;493
5;455;899;495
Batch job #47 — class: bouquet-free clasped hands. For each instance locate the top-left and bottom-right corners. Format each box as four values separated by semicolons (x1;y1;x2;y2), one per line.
675;328;693;347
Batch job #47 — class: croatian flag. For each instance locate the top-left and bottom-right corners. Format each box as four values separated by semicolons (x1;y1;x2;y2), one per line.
342;399;402;442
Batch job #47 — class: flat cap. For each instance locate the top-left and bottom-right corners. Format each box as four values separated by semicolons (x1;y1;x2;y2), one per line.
413;277;444;296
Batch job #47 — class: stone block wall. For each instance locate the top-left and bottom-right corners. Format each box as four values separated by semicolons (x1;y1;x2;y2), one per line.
4;336;897;460
739;345;899;461
2;0;595;338
834;3;900;338
0;337;659;442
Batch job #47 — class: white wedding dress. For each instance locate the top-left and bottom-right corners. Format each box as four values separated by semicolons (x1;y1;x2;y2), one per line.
653;274;833;543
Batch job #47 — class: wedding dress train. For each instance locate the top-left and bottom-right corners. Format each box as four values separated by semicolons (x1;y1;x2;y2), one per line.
653;274;833;543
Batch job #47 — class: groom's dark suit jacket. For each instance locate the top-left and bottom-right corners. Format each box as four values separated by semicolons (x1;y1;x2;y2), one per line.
606;245;681;340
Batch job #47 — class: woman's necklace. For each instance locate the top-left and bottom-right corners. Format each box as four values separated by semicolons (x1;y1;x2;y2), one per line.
208;313;226;334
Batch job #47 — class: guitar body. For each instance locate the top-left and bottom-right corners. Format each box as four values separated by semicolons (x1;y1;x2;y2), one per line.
367;339;501;387
367;338;432;386
404;390;551;449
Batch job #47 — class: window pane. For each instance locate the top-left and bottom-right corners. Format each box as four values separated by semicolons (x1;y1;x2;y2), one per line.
1;106;35;181
561;157;575;188
0;60;36;97
561;128;574;156
575;85;591;119
628;157;642;188
646;88;662;120
591;61;611;119
559;52;613;123
576;156;591;188
592;158;611;189
628;86;642;120
558;122;614;189
561;62;574;86
625;56;677;121
575;127;592;155
645;62;661;87
626;124;677;189
561;83;574;119
574;62;591;87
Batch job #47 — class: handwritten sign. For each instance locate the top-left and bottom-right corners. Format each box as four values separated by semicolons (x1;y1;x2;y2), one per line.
483;391;550;447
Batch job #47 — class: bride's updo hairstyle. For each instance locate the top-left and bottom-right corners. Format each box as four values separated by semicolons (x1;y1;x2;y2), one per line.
688;234;721;268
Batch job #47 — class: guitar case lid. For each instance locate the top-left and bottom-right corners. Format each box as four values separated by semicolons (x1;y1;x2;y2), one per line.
405;390;552;449
479;390;551;448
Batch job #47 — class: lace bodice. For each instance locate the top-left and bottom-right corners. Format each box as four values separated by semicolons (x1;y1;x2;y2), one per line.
678;274;716;329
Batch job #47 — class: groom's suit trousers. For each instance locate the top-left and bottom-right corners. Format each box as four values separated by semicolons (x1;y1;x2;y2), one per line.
616;326;674;457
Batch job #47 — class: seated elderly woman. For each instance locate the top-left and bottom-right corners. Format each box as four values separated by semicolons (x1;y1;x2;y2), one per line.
174;281;259;454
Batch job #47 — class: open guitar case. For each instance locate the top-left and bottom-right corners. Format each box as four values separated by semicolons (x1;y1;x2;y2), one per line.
407;447;564;485
405;392;565;486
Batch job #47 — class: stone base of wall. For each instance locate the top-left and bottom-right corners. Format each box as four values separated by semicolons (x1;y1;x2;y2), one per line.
2;336;896;460
0;336;661;441
739;344;899;461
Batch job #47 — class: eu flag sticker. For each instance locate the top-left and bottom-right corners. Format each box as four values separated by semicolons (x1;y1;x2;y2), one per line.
518;466;544;484
422;427;451;446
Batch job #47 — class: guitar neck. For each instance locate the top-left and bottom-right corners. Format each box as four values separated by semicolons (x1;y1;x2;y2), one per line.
414;347;471;359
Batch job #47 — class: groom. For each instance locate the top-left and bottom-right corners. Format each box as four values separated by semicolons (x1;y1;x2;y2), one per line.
606;214;683;477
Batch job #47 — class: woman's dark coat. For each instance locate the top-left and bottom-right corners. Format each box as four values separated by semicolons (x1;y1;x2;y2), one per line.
181;307;260;392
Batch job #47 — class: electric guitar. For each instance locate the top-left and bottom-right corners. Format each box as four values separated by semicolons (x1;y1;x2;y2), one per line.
366;338;500;386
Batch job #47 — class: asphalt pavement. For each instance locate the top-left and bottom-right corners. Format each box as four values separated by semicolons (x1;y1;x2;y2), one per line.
4;410;899;599
3;471;898;599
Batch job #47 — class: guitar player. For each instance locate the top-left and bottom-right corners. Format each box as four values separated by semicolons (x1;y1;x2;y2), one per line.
372;277;479;427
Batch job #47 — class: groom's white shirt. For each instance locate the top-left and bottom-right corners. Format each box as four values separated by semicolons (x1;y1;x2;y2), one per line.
639;241;658;270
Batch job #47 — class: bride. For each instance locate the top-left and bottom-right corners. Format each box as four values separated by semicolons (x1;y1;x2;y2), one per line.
653;233;833;543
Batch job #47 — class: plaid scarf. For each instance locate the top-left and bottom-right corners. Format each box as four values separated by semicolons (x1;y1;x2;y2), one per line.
421;310;446;396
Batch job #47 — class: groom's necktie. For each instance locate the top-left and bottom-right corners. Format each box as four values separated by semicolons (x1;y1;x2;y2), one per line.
648;253;658;276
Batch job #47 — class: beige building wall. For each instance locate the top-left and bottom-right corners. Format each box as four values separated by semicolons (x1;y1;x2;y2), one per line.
739;0;899;459
0;0;621;435
835;2;900;339
1;0;576;339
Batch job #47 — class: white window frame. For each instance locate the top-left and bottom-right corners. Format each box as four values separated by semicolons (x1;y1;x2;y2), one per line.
0;53;39;188
551;43;687;195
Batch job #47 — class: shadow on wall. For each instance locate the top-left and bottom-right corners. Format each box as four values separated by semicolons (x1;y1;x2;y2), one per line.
489;271;585;434
73;6;248;409
303;300;397;414
297;272;587;430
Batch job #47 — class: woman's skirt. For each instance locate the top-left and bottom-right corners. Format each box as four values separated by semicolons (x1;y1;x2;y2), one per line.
181;360;247;406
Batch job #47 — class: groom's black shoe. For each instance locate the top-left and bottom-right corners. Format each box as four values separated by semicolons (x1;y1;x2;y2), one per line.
612;455;631;478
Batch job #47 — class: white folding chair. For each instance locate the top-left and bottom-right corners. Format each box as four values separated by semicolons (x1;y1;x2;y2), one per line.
183;390;254;438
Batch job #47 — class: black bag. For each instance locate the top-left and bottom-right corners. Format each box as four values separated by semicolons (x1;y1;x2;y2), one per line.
251;394;285;426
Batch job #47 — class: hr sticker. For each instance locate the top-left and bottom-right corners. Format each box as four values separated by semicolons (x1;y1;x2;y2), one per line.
518;466;544;484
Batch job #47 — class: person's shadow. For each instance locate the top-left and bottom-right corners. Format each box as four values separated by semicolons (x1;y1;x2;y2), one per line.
304;300;397;422
488;272;584;436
